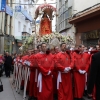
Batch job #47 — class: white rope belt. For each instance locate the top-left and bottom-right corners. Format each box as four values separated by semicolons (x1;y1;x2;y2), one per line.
57;71;62;89
57;71;68;89
37;72;42;92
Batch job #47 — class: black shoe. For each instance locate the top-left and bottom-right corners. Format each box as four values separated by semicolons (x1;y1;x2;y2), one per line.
74;98;78;100
83;90;87;96
33;97;37;100
20;86;24;90
79;98;85;100
87;95;92;99
53;94;58;100
28;97;33;100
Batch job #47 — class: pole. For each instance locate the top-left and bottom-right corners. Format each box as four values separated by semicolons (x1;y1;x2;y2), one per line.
34;19;37;48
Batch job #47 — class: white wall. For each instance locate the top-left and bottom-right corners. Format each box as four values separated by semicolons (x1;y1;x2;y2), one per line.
73;0;100;14
68;0;73;7
14;0;36;40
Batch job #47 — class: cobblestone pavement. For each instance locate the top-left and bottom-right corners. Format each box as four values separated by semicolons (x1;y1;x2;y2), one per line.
0;75;92;100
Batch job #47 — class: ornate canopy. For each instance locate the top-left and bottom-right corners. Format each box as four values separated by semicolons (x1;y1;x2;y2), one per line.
34;3;57;20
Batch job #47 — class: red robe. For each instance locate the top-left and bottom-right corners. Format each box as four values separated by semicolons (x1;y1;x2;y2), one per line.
21;55;29;90
52;53;58;95
36;53;54;100
73;52;90;98
56;52;74;100
33;53;41;97
28;54;35;97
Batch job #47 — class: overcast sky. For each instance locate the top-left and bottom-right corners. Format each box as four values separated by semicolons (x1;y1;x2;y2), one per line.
36;0;56;31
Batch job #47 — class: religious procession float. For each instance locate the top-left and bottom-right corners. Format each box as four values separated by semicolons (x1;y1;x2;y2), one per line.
19;0;74;52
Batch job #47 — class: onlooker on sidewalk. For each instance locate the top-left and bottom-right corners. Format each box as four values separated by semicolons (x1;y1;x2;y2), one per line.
4;52;13;77
0;54;4;76
11;53;16;74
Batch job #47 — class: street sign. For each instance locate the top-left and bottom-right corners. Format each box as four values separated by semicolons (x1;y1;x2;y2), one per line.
0;0;6;12
15;6;21;12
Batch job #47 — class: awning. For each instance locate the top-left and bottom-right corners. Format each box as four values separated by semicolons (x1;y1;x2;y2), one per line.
21;6;33;22
6;5;13;16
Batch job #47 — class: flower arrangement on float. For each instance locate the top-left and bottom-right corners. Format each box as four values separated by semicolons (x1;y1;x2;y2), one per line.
39;33;73;43
19;32;73;51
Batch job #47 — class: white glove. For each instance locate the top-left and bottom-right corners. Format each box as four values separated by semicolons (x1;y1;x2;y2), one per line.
82;70;86;74
24;60;27;64
79;70;86;74
89;48;92;51
14;59;16;62
79;70;83;74
64;67;71;73
20;60;22;62
26;61;28;65
28;62;31;66
47;71;51;75
68;67;71;70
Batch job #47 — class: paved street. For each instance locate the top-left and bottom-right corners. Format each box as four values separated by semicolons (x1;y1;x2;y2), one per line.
0;75;92;100
0;75;28;100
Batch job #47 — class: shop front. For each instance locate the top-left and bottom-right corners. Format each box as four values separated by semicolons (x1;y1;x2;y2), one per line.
82;30;100;46
4;35;15;54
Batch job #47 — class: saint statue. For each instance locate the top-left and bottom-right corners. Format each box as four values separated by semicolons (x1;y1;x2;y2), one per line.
39;13;52;36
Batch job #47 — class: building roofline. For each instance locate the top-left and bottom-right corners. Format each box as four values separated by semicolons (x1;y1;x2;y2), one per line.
69;3;100;24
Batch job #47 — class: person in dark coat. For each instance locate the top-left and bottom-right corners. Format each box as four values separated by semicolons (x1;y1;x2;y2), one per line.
87;39;100;100
4;52;13;77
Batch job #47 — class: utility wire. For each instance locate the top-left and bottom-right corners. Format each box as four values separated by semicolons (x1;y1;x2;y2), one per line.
7;2;57;5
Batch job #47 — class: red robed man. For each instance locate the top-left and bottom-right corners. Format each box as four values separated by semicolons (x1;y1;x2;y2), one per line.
33;52;40;98
73;45;90;100
27;51;36;100
56;43;74;100
21;53;30;91
36;43;54;100
29;48;39;100
52;46;60;98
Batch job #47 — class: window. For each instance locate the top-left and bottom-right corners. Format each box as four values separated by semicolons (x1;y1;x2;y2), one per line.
65;0;68;9
19;0;21;4
10;0;13;7
24;5;27;11
29;11;31;15
66;19;68;26
29;28;31;33
4;14;8;34
63;13;64;20
63;4;66;12
23;25;26;32
9;17;12;35
59;0;62;7
63;21;64;28
68;7;72;17
65;10;69;19
61;14;63;22
6;0;8;4
18;21;21;32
